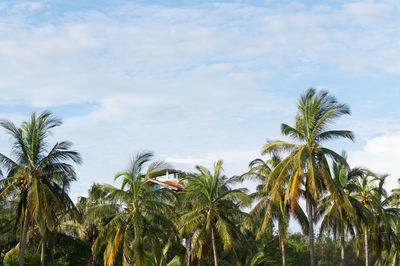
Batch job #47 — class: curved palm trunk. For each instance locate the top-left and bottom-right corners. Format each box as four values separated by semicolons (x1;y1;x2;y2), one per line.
231;246;240;266
211;225;218;266
364;226;369;266
19;209;30;266
278;221;287;266
340;229;345;266
306;196;315;266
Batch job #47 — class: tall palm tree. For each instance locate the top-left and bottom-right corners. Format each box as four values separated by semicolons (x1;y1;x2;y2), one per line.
173;189;194;266
317;152;366;266
93;151;177;266
368;175;399;266
262;89;354;266
179;160;251;266
244;156;307;266
352;172;377;266
0;111;81;266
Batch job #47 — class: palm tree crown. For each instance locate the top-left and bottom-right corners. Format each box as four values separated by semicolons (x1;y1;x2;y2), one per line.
0;111;81;266
245;155;307;266
261;88;354;266
180;160;251;266
93;151;177;266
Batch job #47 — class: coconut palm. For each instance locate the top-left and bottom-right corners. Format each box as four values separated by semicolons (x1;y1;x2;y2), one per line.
368;175;399;266
390;179;400;208
244;156;308;266
0;111;81;266
92;151;177;266
62;183;117;266
173;190;194;266
262;88;354;266
40;183;78;266
352;171;378;266
389;179;400;265
317;152;367;266
179;160;251;266
0;197;18;262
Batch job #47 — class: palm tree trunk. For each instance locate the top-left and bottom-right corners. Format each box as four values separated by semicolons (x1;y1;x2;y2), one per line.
89;254;95;266
377;231;383;266
30;223;35;256
278;221;287;266
186;236;191;266
398;251;400;266
19;209;30;266
364;226;368;266
340;229;345;266
41;239;45;266
89;225;97;266
50;238;55;266
211;225;218;266
307;196;315;266
231;246;240;266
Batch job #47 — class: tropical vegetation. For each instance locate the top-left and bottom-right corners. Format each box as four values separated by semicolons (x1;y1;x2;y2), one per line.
1;89;399;266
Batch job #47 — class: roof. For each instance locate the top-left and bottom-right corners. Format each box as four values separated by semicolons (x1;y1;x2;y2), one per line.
148;178;184;191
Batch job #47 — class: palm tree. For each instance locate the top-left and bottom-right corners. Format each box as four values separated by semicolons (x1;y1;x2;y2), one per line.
317;152;366;266
352;171;377;266
390;179;400;208
262;88;354;266
179;160;251;266
244;156;307;266
0;197;18;262
0;111;81;266
368;175;399;266
173;189;194;266
62;183;116;266
389;179;400;265
93;151;177;266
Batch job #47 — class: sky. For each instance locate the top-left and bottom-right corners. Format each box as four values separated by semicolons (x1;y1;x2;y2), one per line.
0;0;399;221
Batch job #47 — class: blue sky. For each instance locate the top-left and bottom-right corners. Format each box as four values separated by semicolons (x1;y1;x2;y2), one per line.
0;0;399;216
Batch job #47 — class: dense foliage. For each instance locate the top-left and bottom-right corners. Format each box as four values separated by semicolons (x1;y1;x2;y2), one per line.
1;89;399;266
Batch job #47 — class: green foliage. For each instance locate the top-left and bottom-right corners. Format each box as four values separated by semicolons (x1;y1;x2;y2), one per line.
3;252;41;266
0;111;82;265
53;233;91;266
92;151;179;265
1;90;400;266
179;160;251;265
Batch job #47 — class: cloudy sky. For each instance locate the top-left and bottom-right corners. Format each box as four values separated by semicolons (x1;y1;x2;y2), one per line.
0;0;399;208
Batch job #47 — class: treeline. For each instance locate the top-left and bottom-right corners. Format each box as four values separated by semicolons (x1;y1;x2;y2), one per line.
1;89;399;266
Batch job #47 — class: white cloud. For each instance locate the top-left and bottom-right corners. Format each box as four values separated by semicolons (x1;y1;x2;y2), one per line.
0;0;398;201
349;132;400;191
0;0;399;108
364;134;400;155
342;0;393;24
14;2;43;12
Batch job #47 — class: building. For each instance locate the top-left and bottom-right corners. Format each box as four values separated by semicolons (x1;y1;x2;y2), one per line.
148;169;184;191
